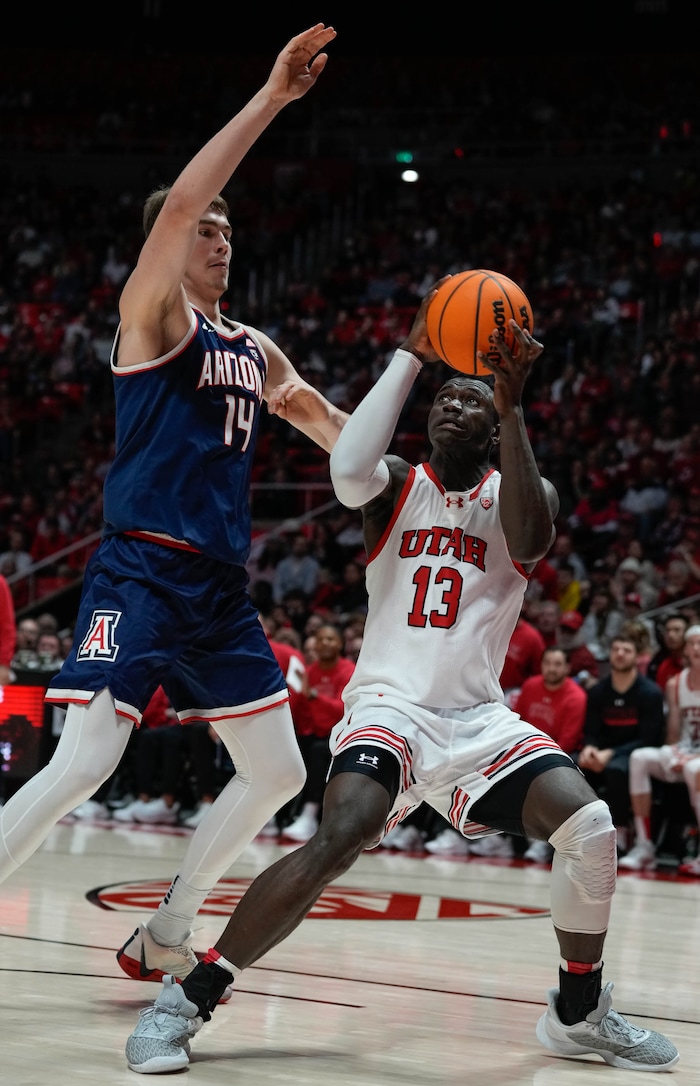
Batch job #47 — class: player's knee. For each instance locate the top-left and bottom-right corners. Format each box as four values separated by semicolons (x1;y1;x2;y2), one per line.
550;799;617;904
314;796;385;875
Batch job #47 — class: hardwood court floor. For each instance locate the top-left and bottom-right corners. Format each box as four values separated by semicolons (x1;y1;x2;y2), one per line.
1;815;698;1085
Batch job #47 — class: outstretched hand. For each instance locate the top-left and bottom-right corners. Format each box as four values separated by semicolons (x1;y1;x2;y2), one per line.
266;24;337;105
477;319;544;412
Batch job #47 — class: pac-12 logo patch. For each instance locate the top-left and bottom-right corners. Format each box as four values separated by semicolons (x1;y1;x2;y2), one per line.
77;610;122;661
480;497;493;509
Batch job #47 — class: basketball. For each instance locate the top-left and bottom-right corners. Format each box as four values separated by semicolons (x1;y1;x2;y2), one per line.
426;269;534;376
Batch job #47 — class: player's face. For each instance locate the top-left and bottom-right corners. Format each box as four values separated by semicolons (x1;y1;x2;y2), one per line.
187;209;232;296
427;378;497;451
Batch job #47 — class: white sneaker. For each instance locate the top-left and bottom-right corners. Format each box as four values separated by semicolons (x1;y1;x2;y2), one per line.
468;834;514;858
425;829;470;856
181;802;213;829
117;922;233;1003
282;807;319;842
257;816;280;837
536;981;679;1070
125;974;203;1074
618;840;656;871
113;799;142;823
130;798;180;825
380;825;424;852
523;839;554;864
69;799;110;820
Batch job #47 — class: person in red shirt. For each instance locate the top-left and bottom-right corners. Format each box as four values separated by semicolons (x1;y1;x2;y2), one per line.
515;647;587;757
283;623;355;842
500;611;546;706
0;572;16;686
514;646;587;864
651;613;690;692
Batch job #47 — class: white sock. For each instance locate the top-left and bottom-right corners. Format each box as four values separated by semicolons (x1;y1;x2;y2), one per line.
147;874;212;946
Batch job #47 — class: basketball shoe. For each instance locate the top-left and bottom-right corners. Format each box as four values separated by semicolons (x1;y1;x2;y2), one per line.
618;840;656;871
125;974;202;1074
536;982;679;1070
117;922;233;1002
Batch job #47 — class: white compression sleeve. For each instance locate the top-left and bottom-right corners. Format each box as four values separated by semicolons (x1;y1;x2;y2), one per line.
329;348;423;508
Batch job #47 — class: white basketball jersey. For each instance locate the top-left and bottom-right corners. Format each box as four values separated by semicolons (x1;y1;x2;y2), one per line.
343;463;528;711
677;668;700;753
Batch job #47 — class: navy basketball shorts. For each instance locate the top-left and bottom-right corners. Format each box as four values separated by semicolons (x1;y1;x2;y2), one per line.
46;534;286;724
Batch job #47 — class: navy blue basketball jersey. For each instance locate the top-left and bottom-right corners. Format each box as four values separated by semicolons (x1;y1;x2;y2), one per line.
103;308;267;564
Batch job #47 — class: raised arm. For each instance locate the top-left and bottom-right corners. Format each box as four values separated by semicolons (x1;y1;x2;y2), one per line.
328;284;444;508
479;322;559;566
118;25;336;359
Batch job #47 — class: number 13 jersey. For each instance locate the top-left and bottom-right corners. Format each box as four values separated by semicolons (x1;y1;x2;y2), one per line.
343;463;528;711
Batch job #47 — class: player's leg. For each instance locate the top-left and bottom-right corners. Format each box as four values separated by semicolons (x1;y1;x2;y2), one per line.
125;745;399;1073
117;701;305;980
522;765;679;1070
0;688;132;882
619;747;666;870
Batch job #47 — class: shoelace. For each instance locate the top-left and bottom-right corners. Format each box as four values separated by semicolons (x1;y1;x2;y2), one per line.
137;1004;197;1039
596;1008;647;1046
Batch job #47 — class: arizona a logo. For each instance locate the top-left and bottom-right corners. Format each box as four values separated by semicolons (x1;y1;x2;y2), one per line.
77;610;122;661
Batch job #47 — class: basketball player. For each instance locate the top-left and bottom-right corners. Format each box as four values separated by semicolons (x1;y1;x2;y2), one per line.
125;291;679;1072
0;24;346;974
620;624;700;873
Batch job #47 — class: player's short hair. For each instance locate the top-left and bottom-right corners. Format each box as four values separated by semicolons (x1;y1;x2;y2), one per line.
142;186;230;238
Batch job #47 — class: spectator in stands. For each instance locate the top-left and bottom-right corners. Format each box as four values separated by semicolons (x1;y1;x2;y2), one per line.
514;646;587;862
555;610;600;688
0;526;33;576
530;598;562;648
11;616;39;670
330;558;368;618
655;557;700;610
579;586;624;665
620;625;700;873
577;633;666;855
283;623;355;843
555;560;582;615
649;612;690;690
271;532;321;606
620;619;654;677
611;556;658;612
500;609;546;707
0;571;16;686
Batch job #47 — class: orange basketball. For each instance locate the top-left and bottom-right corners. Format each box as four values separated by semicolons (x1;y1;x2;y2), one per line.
426;269;534;376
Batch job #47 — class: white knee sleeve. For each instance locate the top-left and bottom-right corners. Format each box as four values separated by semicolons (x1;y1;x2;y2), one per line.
548;799;617;935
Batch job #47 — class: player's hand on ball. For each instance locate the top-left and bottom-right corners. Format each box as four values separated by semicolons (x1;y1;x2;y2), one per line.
477;319;543;410
401;277;452;364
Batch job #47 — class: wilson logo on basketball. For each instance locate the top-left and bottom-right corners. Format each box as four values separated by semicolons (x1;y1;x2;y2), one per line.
88;878;550;921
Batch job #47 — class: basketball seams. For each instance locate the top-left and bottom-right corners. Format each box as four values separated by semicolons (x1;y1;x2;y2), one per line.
427;268;533;376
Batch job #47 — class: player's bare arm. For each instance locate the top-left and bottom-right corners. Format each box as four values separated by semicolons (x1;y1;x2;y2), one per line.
117;24;336;365
480;320;558;566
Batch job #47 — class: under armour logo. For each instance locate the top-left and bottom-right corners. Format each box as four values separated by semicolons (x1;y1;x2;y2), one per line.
445;495;464;508
77;609;122;662
357;753;379;768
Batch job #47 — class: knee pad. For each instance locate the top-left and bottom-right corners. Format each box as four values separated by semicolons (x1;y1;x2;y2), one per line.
548;799;616;935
